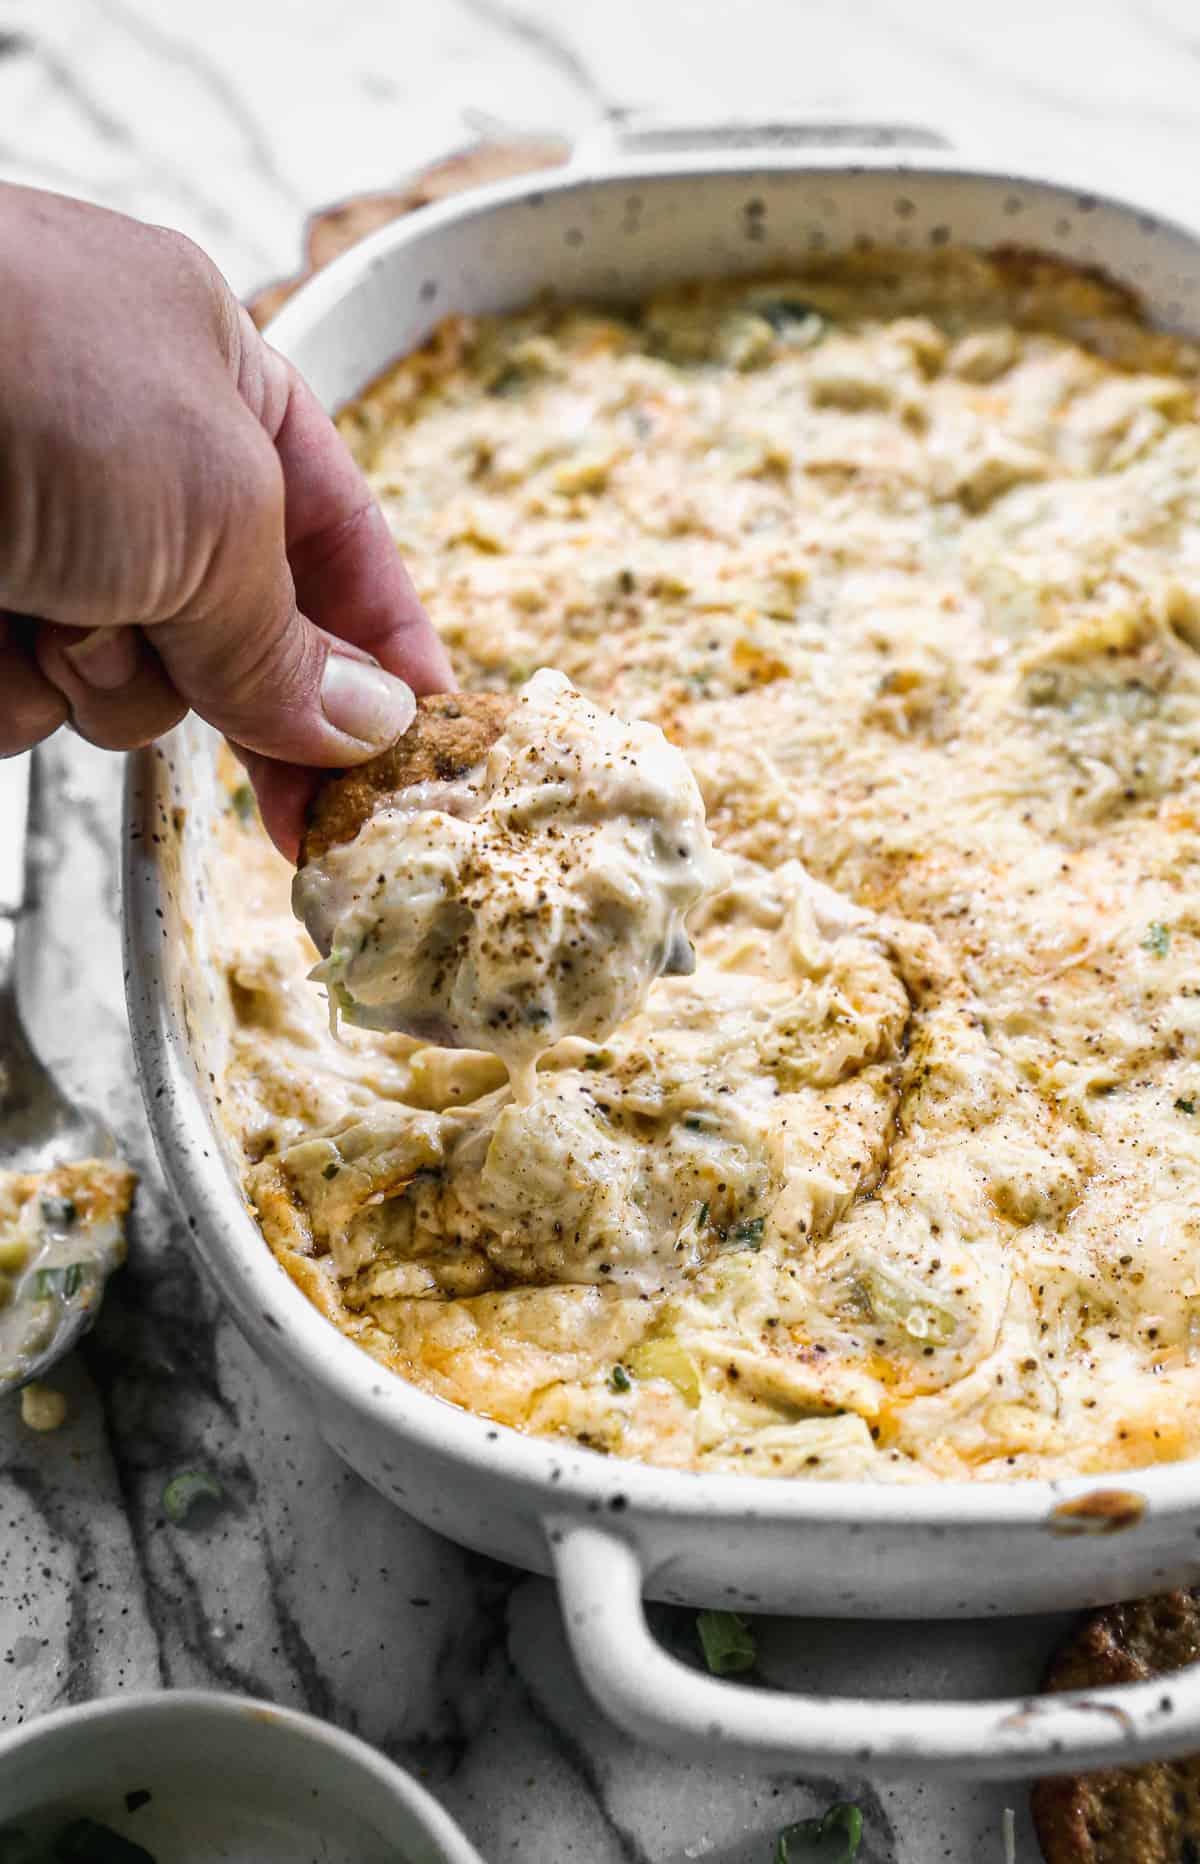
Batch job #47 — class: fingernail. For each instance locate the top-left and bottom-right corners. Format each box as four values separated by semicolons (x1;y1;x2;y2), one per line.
64;627;139;692
320;654;415;749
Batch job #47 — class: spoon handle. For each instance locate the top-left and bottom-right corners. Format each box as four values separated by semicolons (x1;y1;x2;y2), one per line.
0;752;29;920
0;752;30;985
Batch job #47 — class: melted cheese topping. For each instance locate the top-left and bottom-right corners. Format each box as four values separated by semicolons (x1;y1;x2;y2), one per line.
293;668;726;1100
217;251;1200;1482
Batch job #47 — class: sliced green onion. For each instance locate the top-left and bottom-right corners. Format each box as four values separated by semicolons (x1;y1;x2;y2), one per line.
1144;920;1171;957
732;1215;765;1246
774;1803;863;1862
34;1262;85;1300
696;1609;756;1675
53;1819;158;1862
609;1364;632;1393
162;1469;224;1525
695;1201;710;1230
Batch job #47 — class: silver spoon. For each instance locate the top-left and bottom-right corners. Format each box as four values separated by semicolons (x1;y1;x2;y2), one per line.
0;752;123;1393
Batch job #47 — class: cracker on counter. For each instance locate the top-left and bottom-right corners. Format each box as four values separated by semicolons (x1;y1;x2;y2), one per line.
246;137;569;330
1032;1591;1200;1864
299;690;513;865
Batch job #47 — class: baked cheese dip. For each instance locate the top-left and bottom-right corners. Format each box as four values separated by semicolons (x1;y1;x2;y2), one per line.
293;668;726;1102
217;249;1200;1482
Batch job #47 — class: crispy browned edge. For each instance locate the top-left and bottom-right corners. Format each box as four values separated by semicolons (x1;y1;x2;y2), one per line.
299;689;513;865
986;242;1143;319
246;137;571;330
1032;1592;1200;1863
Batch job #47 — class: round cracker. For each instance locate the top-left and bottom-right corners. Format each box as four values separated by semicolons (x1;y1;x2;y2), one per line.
1032;1590;1200;1863
246;137;568;329
300;689;513;865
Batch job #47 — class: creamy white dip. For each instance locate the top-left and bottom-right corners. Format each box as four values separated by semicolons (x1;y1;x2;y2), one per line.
293;669;728;1098
220;256;1200;1484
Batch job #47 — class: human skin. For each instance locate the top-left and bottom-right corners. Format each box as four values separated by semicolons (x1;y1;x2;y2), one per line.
0;183;453;858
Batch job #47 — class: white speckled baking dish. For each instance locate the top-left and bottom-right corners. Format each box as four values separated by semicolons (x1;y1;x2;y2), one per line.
125;123;1200;1780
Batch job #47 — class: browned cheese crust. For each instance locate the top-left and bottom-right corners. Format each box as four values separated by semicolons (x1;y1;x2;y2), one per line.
0;1160;137;1231
1033;1591;1200;1864
300;689;514;865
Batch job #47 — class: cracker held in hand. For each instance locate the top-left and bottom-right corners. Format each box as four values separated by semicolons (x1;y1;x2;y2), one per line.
300;690;512;865
1032;1590;1200;1864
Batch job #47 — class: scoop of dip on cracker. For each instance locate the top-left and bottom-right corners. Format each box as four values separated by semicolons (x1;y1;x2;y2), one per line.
293;668;727;1100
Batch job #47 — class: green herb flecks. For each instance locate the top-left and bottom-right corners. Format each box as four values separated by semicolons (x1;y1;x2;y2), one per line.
39;1196;77;1229
321;1162;340;1180
695;1201;710;1231
34;1263;85;1300
487;362;529;398
1024;667;1063;708
732;1216;765;1247
609;1364;632;1393
1144;920;1171;957
1177;1098;1196;1115
162;1469;224;1526
757;298;826;344
230;783;256;824
696;1609;757;1676
53;1819;158;1863
583;1050;613;1072
773;1802;863;1863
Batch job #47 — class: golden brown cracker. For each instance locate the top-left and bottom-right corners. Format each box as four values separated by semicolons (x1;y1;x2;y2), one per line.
1033;1590;1200;1863
300;689;513;864
247;138;569;329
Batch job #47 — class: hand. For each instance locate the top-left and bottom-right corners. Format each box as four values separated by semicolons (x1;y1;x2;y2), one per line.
0;184;453;858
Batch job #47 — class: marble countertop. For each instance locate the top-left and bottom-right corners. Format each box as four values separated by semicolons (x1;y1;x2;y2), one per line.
4;3;1199;1857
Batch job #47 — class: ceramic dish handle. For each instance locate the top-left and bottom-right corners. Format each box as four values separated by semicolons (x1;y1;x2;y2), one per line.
550;1522;1200;1780
571;112;956;168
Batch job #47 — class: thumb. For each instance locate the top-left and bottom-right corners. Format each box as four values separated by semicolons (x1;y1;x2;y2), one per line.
149;407;416;766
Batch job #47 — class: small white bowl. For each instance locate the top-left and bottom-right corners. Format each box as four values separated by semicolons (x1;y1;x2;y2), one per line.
0;1690;484;1862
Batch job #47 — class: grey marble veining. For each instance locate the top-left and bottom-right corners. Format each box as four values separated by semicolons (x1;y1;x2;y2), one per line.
8;2;1200;1855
